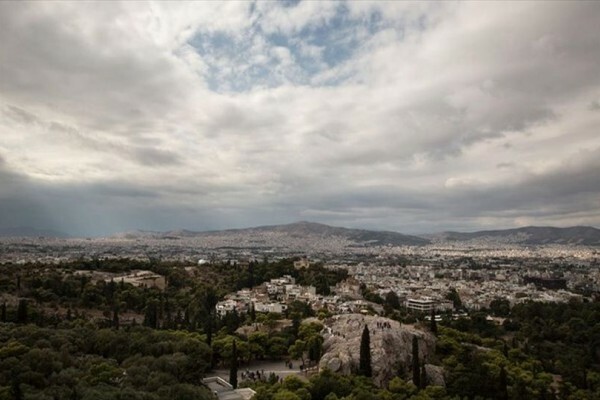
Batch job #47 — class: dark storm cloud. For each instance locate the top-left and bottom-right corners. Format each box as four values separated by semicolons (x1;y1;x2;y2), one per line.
268;147;600;232
5;106;183;168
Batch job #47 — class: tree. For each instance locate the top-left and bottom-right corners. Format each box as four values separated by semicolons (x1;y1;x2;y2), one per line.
202;287;218;346
273;390;301;400
16;299;27;323
112;307;119;330
385;291;401;310
291;314;301;339
230;340;238;389
315;275;331;296
489;298;511;317
389;377;417;397
359;325;372;377
309;369;352;400
412;336;420;388
498;366;508;400
446;288;462;309
289;339;308;367
430;309;438;336
308;335;323;364
420;363;427;389
205;315;214;346
1;302;6;323
143;300;158;329
282;375;308;392
224;310;241;334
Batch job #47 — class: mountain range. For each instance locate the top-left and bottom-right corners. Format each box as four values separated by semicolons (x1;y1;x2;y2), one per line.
112;221;600;246
1;222;599;246
114;221;428;246
428;225;600;246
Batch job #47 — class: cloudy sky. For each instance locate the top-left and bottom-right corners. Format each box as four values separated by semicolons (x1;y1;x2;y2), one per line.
1;1;599;236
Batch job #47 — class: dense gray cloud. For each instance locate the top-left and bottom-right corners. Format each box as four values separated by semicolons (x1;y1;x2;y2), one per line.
0;1;599;236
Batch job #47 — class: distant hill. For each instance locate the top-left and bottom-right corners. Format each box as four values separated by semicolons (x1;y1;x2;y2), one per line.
220;221;430;246
0;226;70;238
432;226;600;246
115;221;431;246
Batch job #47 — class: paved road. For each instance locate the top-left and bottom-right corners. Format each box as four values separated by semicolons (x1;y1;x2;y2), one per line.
212;359;309;383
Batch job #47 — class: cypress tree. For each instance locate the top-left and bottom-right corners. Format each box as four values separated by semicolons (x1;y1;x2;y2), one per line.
292;315;301;339
203;287;218;346
430;309;437;335
205;315;213;346
420;363;427;389
230;340;238;389
308;335;323;364
412;336;420;388
184;307;190;328
112;307;119;330
143;301;158;329
16;299;27;323
359;325;372;377
499;366;508;400
164;299;173;329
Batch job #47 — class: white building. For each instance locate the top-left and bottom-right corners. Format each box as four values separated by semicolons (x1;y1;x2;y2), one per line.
254;302;287;314
406;297;436;312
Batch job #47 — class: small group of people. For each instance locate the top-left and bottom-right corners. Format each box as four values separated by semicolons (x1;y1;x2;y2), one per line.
376;321;391;329
241;369;283;383
241;369;265;381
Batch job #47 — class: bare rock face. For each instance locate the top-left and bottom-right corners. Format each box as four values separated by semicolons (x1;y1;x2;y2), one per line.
424;364;445;387
319;314;437;387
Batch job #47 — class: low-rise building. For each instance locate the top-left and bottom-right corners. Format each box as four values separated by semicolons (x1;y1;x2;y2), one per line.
406;297;436;312
294;257;310;269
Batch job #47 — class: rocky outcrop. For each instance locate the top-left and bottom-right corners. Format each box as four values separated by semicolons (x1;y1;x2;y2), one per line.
424;364;445;387
319;314;437;387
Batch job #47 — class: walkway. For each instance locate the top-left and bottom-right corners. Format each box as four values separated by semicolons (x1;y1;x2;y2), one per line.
212;359;309;383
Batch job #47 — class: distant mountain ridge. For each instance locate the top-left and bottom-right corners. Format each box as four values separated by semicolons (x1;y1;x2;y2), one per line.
107;223;600;247
114;221;430;246
433;225;600;246
224;221;430;246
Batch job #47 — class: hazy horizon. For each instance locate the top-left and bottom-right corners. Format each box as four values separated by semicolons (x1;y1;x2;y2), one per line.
2;220;600;240
1;2;600;237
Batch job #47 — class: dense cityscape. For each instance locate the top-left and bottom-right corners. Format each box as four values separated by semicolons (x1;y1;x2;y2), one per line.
0;223;599;399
